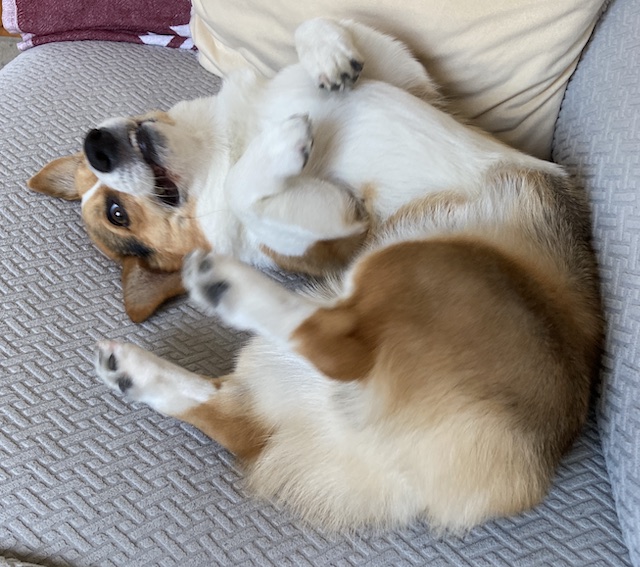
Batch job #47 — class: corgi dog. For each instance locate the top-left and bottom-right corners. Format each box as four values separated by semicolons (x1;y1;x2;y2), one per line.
31;19;602;531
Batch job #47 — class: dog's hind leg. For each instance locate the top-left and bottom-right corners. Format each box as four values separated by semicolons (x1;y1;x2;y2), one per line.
183;251;319;340
294;18;438;100
95;341;267;460
183;251;374;382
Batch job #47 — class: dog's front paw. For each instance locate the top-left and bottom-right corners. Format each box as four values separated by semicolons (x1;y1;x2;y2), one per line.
265;114;314;178
295;19;364;91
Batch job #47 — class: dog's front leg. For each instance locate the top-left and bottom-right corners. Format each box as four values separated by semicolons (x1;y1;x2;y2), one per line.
294;18;438;100
95;341;266;460
226;114;367;257
225;114;315;206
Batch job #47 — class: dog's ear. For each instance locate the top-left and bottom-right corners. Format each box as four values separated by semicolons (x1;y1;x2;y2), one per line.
122;257;186;323
28;153;91;200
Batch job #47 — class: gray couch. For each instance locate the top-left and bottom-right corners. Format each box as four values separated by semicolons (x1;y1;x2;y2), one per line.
1;0;638;565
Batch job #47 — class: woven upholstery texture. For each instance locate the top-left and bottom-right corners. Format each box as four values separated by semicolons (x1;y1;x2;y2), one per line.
0;40;632;566
552;0;640;564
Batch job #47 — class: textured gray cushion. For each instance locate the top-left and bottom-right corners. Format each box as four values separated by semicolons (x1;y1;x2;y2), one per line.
0;559;46;567
0;40;632;566
552;0;640;564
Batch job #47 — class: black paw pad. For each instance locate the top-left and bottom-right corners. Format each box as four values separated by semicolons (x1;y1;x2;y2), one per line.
198;257;213;274
301;144;312;168
117;375;133;393
204;281;230;307
99;349;118;372
350;59;364;74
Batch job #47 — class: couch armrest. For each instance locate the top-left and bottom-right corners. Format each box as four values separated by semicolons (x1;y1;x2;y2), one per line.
552;0;640;564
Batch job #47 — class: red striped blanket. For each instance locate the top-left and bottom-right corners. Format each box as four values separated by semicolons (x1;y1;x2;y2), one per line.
1;0;192;50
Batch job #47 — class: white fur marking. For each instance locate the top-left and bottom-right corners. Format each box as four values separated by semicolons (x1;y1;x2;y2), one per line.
81;180;102;207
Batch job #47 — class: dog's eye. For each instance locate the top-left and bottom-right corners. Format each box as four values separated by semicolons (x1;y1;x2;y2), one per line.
106;197;130;227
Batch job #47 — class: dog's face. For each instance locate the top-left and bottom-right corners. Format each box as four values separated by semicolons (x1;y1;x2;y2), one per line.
28;108;211;321
83;109;207;202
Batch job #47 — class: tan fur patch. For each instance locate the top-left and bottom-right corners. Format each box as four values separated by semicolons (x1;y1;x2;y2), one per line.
293;236;599;453
135;110;176;126
261;230;368;276
83;188;209;272
361;183;380;231
121;257;186;323
179;378;269;462
28;154;98;200
29;110;189;271
382;191;467;232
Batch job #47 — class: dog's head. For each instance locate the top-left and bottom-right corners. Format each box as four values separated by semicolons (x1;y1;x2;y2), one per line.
28;106;212;322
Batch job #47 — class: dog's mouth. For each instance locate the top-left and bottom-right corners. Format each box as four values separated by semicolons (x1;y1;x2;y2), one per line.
135;126;180;207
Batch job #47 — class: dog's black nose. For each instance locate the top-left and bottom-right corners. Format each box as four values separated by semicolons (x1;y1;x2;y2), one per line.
84;128;120;173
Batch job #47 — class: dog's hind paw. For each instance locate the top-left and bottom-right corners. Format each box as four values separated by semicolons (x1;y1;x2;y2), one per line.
95;340;143;399
183;250;310;338
95;340;172;404
182;250;240;320
95;340;218;415
295;18;364;91
182;250;265;330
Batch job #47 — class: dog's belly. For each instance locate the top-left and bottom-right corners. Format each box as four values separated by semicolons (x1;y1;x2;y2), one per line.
260;76;522;217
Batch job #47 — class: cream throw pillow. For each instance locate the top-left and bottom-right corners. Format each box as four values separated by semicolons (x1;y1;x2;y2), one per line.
190;0;604;159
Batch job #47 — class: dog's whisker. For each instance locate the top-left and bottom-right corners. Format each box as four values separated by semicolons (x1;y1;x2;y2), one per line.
181;208;233;220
